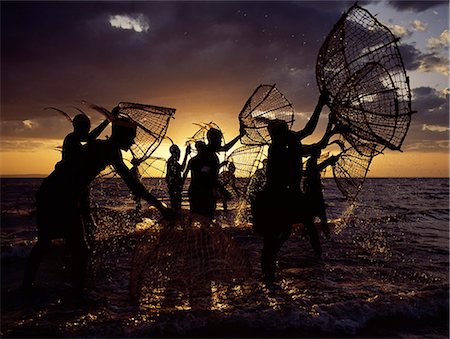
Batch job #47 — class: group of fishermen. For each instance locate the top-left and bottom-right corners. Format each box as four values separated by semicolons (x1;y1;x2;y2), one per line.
23;90;338;293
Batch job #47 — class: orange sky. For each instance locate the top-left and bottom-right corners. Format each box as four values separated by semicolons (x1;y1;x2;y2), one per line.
1;142;448;178
1;113;448;178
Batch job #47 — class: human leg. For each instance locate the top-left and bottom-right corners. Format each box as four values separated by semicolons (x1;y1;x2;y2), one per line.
305;217;322;257
65;218;89;293
23;237;52;289
318;208;330;239
261;234;278;285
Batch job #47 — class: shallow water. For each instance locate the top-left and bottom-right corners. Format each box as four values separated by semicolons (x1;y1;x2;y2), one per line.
1;177;448;337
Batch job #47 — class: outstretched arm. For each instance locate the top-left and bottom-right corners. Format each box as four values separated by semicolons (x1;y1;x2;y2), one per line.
295;91;330;140
88;119;110;141
303;115;337;156
113;156;169;216
217;134;240;152
88;105;121;141
217;124;245;152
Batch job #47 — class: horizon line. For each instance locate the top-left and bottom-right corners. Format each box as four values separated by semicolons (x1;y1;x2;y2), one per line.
1;175;449;179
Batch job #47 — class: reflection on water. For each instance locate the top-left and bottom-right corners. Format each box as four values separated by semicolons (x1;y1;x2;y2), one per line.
1;178;448;337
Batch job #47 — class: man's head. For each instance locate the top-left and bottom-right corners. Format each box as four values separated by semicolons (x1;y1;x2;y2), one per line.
111;118;137;150
169;144;181;160
195;140;206;154
207;128;223;150
73;114;91;139
267;119;288;142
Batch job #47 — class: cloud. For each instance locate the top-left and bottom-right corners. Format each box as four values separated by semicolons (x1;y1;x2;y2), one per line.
1;0;447;159
417;53;449;75
410;87;449;138
22;119;37;129
387;24;411;38
427;29;449;50
398;44;422;69
399;43;449;75
0;116;107;140
387;1;444;12
410;20;427;32
413;86;448;114
109;14;150;33
422;124;450;132
0;138;60;152
403;86;449;152
404;140;449;151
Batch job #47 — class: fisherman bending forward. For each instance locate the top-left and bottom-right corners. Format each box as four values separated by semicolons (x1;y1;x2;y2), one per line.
23;118;171;294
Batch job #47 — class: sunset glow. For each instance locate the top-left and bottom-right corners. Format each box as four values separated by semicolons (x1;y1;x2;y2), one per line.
1;1;448;177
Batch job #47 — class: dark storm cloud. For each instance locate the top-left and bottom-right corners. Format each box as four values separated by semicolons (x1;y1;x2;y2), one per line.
386;1;445;12
1;1;347;130
398;44;423;70
3;1;447;157
399;43;448;75
403;86;449;151
412;86;449;125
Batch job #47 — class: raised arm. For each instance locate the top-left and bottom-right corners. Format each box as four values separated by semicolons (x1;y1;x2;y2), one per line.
217;124;245;152
88;119;110;141
295;91;330;140
217;134;240;152
302;113;336;156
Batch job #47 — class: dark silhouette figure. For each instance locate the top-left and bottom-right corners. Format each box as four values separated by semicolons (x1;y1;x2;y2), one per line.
60;114;111;248
217;161;240;212
130;158;142;213
248;159;268;203
184;127;243;219
166;144;191;210
252;91;331;285
23;118;170;294
303;149;338;239
61;114;110;162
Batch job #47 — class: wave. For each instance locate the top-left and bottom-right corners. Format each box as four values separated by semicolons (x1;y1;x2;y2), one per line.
126;284;449;337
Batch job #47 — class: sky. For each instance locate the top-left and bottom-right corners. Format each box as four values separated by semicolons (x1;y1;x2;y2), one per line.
1;0;449;177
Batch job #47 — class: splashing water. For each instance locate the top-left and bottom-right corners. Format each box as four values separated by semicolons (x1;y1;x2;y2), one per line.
1;178;448;337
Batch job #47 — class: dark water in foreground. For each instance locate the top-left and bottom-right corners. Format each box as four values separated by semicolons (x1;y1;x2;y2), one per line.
1;178;448;337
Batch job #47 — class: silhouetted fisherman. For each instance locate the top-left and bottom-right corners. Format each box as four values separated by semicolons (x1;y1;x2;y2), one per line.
217;161;240;212
252;91;332;285
166;144;191;210
23;118;171;294
60;113;111;248
303;148;338;239
184;127;244;219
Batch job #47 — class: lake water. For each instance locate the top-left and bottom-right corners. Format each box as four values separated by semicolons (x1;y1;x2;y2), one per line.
1;177;448;337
